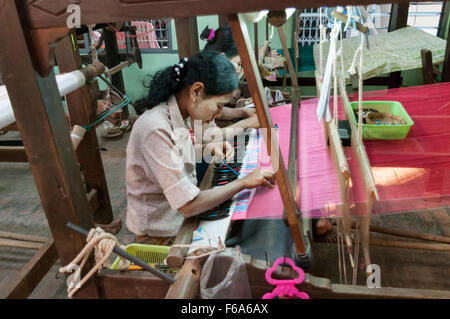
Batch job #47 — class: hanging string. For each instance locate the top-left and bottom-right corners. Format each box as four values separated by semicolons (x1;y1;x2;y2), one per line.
336;221;343;284
88;25;99;64
332;19;339;126
58;227;130;298
319;7;326;75
340;223;348;285
352;220;361;285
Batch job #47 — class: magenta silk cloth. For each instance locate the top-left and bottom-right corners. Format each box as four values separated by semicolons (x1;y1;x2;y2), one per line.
236;83;450;220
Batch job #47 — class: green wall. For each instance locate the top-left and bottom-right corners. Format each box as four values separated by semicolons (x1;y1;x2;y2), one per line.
119;15;294;102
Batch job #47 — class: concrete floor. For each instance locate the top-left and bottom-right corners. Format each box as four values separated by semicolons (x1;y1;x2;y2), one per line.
0;125;449;298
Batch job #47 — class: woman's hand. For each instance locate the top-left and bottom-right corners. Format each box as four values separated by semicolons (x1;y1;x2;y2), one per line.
204;141;234;163
242;169;275;189
246;113;260;128
241;109;260;129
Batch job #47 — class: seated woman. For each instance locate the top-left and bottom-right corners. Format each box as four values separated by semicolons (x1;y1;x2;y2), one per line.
126;51;275;245
201;25;333;239
201;24;254;130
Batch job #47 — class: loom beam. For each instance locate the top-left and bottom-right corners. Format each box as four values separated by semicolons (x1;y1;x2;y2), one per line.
0;62;105;130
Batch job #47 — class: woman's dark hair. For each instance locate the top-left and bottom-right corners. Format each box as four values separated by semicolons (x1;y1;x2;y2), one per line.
200;25;238;58
134;50;238;114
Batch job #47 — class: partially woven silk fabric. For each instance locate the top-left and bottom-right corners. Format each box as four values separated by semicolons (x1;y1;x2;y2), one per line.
240;83;450;219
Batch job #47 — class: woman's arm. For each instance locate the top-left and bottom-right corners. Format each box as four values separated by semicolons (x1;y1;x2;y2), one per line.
203;108;260;143
178;169;275;217
216;106;247;121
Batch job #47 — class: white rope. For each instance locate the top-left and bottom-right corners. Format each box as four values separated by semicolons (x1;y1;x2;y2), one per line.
332;23;341;126
352;221;361;285
336;221;343;284
88;25;99;64
319;8;324;75
58;227;130;298
357;35;364;140
348;41;364;140
340;224;348;285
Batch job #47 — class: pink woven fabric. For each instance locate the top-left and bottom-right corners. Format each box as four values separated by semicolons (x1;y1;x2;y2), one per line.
238;82;450;220
236;101;342;220
344;83;450;216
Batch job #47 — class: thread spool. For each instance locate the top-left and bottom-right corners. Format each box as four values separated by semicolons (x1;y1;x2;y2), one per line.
71;125;86;151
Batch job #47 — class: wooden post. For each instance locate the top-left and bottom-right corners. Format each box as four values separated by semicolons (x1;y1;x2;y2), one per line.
103;28;129;118
387;3;409;88
421;49;435;85
254;22;259;62
229;13;307;255
0;1;100;298
55;31;114;225
443;29;450;82
175;17;199;59
438;1;450;39
218;15;229;27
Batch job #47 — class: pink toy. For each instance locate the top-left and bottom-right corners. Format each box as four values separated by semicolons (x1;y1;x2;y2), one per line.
262;257;310;299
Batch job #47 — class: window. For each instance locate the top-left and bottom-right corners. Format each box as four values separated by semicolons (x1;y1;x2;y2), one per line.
116;19;173;52
408;2;444;36
79;18;173;55
296;9;329;47
295;3;445;44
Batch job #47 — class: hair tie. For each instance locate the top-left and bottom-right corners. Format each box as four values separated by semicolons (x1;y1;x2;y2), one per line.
173;57;189;82
207;28;215;41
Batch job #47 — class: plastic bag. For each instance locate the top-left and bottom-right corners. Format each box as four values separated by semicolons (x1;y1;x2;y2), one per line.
200;248;252;299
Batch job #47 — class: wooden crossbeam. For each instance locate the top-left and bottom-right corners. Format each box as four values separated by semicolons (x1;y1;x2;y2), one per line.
0;231;47;244
0;239;57;299
0;239;43;250
22;0;408;30
0;146;28;162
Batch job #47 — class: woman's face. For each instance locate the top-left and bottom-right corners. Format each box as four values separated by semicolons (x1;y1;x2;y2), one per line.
189;90;236;123
229;55;242;77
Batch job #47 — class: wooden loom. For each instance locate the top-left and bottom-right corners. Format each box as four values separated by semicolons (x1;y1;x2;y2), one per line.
314;4;450;281
0;0;449;299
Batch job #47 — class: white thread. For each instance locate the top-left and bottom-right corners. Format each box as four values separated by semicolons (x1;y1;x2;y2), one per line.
58;227;130;298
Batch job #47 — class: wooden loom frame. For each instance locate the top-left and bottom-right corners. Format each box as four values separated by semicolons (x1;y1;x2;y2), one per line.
0;0;448;299
314;2;450;276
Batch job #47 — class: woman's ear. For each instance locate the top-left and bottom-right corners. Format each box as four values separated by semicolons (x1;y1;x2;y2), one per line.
190;82;205;101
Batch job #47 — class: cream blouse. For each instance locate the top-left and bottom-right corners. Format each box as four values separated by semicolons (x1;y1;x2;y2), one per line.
126;95;200;237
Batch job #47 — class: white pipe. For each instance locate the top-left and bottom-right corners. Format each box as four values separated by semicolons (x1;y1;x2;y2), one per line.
0;70;86;130
55;70;86;97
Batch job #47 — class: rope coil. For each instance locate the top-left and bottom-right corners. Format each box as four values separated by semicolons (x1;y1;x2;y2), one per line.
58;227;130;298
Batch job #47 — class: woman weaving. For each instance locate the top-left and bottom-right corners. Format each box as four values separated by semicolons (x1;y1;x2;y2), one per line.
126;51;275;245
202;25;333;238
